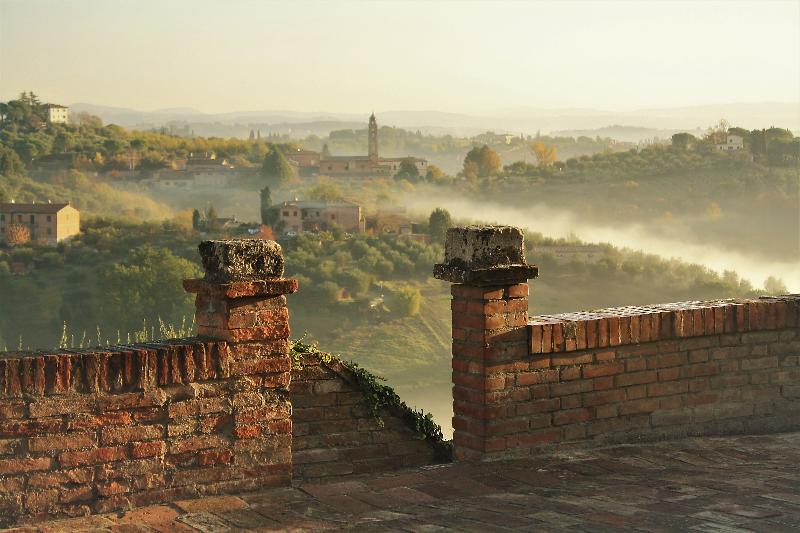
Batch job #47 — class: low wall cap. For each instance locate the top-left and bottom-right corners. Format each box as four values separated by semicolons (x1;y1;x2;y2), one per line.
199;239;285;283
433;225;538;285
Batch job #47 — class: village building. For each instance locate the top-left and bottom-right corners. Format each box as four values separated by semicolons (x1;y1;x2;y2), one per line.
294;115;428;178
277;200;365;235
0;202;80;245
150;151;237;189
44;104;69;125
472;131;519;145
716;133;744;151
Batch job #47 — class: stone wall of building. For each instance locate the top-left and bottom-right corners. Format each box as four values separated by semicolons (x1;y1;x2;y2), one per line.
291;353;449;481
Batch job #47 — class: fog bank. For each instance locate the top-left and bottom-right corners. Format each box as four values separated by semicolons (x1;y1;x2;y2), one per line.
408;193;800;293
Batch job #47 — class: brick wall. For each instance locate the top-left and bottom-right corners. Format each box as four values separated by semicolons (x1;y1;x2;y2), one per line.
291;353;449;481
451;287;800;460
0;339;291;526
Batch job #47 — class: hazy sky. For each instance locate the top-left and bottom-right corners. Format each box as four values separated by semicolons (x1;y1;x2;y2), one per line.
1;0;798;114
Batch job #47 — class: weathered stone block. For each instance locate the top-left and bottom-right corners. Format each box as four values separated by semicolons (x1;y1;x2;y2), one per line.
199;240;284;283
434;226;537;285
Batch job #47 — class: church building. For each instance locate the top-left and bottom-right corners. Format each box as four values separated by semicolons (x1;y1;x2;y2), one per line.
290;115;427;178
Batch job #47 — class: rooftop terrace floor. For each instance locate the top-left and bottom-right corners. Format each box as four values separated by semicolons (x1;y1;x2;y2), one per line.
5;432;800;532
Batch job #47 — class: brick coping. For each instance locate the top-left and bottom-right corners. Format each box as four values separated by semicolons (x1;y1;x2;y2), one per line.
529;295;800;355
0;339;229;397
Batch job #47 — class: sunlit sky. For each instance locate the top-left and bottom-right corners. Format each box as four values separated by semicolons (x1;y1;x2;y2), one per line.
1;0;798;114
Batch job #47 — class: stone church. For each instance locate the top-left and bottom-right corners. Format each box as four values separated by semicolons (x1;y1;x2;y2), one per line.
286;114;428;178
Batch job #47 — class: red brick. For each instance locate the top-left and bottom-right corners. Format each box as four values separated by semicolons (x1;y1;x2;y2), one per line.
102;425;164;445
583;362;624;378
553;408;591;426
592;376;615;390
516;369;559;386
647;381;688;397
198;449;234;466
507;284;529;298
131;440;166;459
234;425;261;439
620;398;660;414
506;429;561;448
615;371;657;387
0;457;52;474
60;446;127;467
648;352;688;369
28;432;96;453
583;389;625;407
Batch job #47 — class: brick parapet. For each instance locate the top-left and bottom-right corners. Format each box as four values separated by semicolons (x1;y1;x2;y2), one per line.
529;296;800;355
0;341;229;398
458;295;800;460
290;353;448;480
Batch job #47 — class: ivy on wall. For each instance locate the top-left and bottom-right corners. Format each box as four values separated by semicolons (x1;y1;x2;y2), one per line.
291;338;452;461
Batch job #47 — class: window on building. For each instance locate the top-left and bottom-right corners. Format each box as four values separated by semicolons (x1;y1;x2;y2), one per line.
331;214;336;220
30;215;35;223
283;211;289;216
293;211;298;216
47;215;52;222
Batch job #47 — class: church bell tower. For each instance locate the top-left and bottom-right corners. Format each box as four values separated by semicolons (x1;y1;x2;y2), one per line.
368;113;378;161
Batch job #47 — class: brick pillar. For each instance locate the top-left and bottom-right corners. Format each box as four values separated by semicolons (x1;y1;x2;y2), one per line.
434;226;538;461
183;239;298;485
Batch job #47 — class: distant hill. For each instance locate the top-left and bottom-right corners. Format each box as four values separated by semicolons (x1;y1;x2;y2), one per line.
551;125;707;143
69;102;799;139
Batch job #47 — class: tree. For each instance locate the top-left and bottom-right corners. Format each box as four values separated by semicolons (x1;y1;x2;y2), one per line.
0;145;25;177
671;132;696;150
5;223;31;246
463;145;501;177
425;165;445;181
261;147;296;186
394;158;420;182
98;246;200;333
391;287;421;317
192;209;201;230
429;208;452;244
307;181;343;202
763;276;787;295
259;186;272;225
52;131;74;153
205;204;221;232
530;142;557;167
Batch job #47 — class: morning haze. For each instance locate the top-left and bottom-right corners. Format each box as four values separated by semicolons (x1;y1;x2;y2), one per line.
2;0;799;114
0;1;799;529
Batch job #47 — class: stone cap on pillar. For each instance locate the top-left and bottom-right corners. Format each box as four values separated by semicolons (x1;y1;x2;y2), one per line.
184;239;298;298
199;239;285;283
433;226;538;286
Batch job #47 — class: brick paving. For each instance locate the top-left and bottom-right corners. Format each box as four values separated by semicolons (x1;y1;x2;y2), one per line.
5;432;800;532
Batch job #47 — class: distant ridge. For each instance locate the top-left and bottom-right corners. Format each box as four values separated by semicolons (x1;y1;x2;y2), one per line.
69;102;799;140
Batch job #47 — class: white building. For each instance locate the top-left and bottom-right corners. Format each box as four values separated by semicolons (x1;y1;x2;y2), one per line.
716;134;744;152
45;104;69;125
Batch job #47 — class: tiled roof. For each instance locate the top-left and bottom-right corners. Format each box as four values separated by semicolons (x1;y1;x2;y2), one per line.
0;203;72;214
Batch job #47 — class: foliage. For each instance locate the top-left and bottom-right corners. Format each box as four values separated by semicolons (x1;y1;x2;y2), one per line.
97;245;200;334
428;208;452;245
5;223;31;245
671;132;696;150
391;287;422;317
395;158;421;182
259;186;276;225
530;141;557;167
290;339;452;460
463;144;501;179
260;147;296;186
